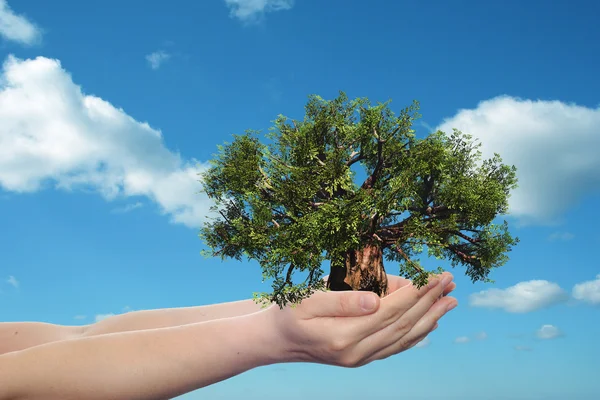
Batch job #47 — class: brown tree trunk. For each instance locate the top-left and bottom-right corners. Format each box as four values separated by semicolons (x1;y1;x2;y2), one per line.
326;244;388;296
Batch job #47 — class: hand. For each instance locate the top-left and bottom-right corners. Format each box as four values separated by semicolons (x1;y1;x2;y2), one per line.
266;272;457;368
385;274;456;299
322;273;456;298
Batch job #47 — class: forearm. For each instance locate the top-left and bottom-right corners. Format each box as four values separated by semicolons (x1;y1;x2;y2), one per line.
0;323;83;355
0;311;283;400
0;299;265;355
83;299;265;338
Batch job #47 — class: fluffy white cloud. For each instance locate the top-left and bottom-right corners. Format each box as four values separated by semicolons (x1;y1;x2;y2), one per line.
469;280;568;313
95;313;115;322
474;331;488;340
225;0;294;22
145;51;170;70
454;336;470;344
415;337;430;348
572;274;600;305
6;275;18;288
536;324;563;340
0;0;40;45
0;55;214;228
436;96;600;224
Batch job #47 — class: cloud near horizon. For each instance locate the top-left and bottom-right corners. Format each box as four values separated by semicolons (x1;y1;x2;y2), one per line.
572;274;600;305
145;50;170;70
536;324;563;340
0;55;213;228
0;0;41;45
415;337;430;348
95;313;115;322
454;336;471;344
225;0;294;23
469;280;569;313
436;96;600;225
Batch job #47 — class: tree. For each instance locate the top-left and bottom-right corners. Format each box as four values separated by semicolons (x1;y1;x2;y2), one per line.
200;92;518;308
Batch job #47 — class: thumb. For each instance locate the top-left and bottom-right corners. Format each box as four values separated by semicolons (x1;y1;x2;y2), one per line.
308;290;380;318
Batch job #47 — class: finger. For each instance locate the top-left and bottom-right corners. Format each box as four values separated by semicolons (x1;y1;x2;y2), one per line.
305;290;381;318
438;281;456;300
402;296;457;345
374;272;452;327
345;273;447;341
385;275;413;293
444;282;456;295
397;273;453;328
353;274;452;350
365;296;457;363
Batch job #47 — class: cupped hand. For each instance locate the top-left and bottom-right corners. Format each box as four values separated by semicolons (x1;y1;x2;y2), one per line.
384;274;456;296
266;272;457;368
321;273;457;297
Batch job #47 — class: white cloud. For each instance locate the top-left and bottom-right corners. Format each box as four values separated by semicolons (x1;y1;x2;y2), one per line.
6;275;18;288
111;201;143;214
536;324;563;340
572;274;600;305
414;337;430;348
436;96;600;225
225;0;294;23
469;280;568;313
95;313;115;322
474;331;488;340
454;336;470;344
0;0;41;45
548;231;575;241
0;55;214;228
145;51;170;70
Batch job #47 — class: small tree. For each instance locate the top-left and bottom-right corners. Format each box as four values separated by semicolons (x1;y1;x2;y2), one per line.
200;92;518;308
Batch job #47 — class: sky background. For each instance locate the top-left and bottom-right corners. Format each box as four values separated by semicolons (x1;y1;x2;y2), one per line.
1;0;599;399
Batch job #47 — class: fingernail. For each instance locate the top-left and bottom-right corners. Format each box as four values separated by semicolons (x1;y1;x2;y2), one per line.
446;302;457;312
360;294;378;311
441;275;452;288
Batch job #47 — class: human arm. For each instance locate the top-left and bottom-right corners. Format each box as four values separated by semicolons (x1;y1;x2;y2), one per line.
0;274;455;355
0;299;264;355
0;273;456;400
0;311;279;400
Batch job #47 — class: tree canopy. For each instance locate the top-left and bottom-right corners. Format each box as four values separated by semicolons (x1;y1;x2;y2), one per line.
200;92;518;308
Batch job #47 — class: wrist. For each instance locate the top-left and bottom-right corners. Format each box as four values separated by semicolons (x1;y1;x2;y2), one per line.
217;308;290;368
245;308;289;366
259;306;309;365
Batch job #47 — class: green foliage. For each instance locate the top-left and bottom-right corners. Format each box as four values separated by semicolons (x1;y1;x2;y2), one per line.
200;92;519;308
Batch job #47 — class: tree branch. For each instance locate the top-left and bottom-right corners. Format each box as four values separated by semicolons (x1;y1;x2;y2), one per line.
284;263;295;286
394;245;425;274
451;230;482;245
361;128;385;190
346;151;365;167
447;244;478;264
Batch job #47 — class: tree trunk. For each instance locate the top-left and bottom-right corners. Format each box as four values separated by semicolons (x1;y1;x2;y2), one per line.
326;244;388;296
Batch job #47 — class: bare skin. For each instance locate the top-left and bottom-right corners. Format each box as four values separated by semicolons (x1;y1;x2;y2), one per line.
0;273;457;400
0;274;456;356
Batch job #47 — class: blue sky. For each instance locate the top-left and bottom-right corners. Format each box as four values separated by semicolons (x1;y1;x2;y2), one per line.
1;0;599;399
